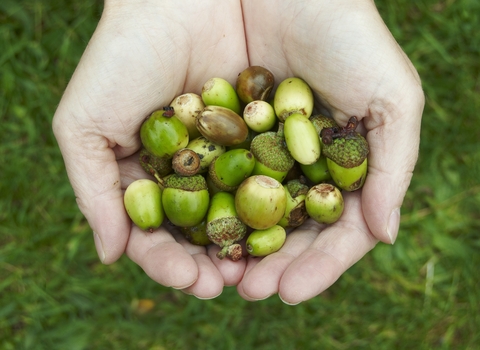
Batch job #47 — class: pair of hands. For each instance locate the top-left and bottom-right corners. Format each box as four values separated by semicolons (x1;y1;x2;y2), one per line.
53;0;424;304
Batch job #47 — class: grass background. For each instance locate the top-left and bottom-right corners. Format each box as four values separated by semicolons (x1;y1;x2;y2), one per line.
1;0;479;349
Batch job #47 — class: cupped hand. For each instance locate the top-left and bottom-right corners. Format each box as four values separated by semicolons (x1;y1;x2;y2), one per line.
237;0;424;304
53;0;424;303
52;0;250;299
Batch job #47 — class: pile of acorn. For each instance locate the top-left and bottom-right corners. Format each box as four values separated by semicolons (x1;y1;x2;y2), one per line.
124;66;369;261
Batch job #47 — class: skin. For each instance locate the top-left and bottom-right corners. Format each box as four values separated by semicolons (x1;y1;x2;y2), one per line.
53;0;424;304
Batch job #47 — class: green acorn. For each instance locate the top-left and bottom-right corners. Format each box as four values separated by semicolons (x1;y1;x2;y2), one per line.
235;175;287;230
180;218;212;246
201;77;242;115
140;108;189;158
161;174;210;227
299;156;332;184
327;157;367;192
124;179;164;232
321;116;369;169
278;178;310;228
206;192;247;261
249;124;295;182
186;136;226;173
284;113;321;165
273;77;314;121
320;117;369;191
243;100;277;133
139;148;173;178
246;225;286;257
208;149;256;192
305;183;344;224
322;133;369;169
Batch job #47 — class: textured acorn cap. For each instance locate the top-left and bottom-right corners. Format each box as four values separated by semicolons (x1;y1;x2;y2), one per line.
163;173;207;191
322;132;369;168
139;148;173;177
250;131;295;172
206;216;247;247
284;178;309;198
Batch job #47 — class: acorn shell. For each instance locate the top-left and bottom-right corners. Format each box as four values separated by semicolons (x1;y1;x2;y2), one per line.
196;106;249;147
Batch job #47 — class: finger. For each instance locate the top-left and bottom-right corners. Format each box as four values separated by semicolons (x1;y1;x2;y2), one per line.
180;253;225;299
361;79;424;244
278;191;378;305
237;220;322;301
125;225;200;289
52;120;131;265
206;244;248;287
161;232;225;299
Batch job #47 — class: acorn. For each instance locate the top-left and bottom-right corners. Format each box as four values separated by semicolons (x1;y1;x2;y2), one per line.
246;225;286;257
249;123;295;182
139;148;173;178
273;77;314;121
186;136;226;173
327;158;367;192
320;116;369;191
196;106;249;147
284;113;321;165
305;183;344;224
161;174;210;227
140;108;189;158
208;149;256;192
170;93;204;139
206;192;247;261
124;179;164;232
236;66;275;104
243;100;277;133
299;156;332;184
171;148;201;177
320;116;369;169
180;218;212;246
201;77;242;115
278;178;310;228
235;175;287;230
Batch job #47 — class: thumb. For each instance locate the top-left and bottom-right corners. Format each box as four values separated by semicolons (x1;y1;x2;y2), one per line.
53;107;131;264
362;81;424;244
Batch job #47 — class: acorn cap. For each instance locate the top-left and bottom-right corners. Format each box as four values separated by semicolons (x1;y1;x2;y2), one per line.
250;129;295;173
163;173;207;192
206;216;247;247
139;148;173;178
322;132;369;168
284;178;309;198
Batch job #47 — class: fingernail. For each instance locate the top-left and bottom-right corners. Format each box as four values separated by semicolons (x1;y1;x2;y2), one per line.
279;294;301;306
193;292;223;300
387;208;401;245
246;293;274;302
93;231;106;263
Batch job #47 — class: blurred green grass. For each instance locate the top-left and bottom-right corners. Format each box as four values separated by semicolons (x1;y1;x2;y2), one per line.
1;0;479;349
